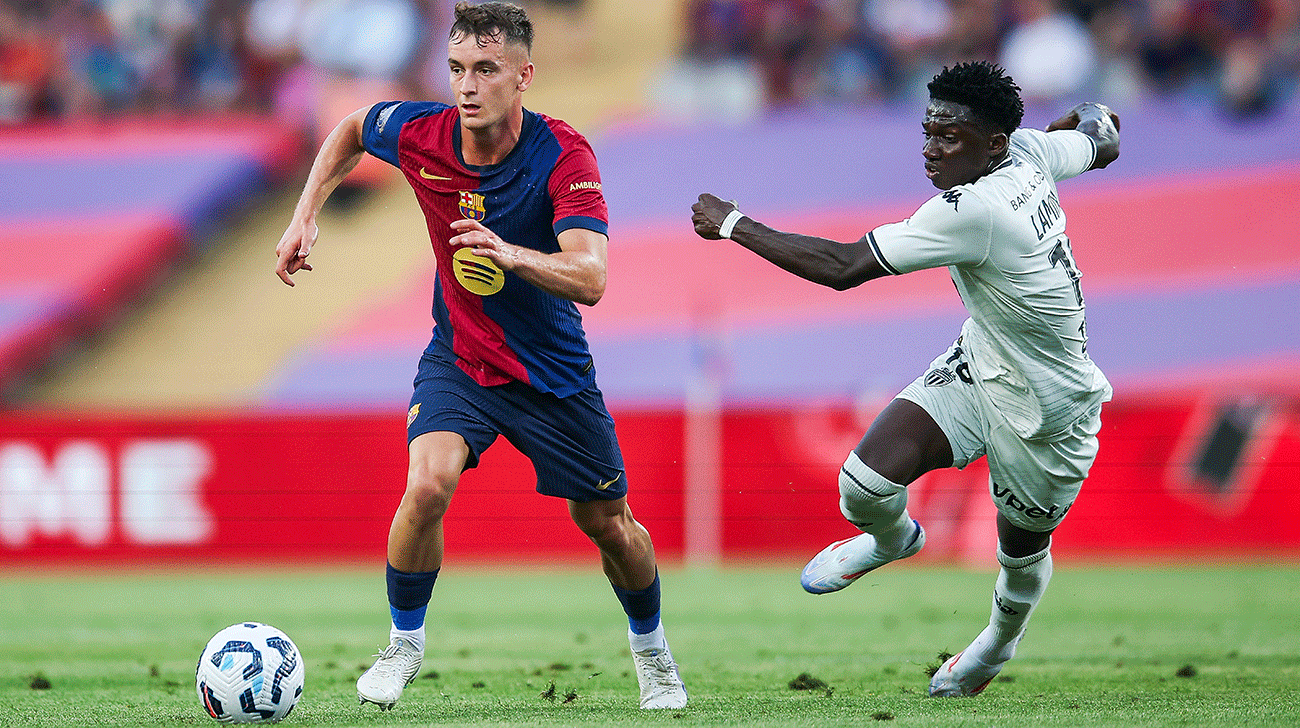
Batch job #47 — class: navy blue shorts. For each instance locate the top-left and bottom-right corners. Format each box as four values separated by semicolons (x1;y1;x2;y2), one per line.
406;347;627;502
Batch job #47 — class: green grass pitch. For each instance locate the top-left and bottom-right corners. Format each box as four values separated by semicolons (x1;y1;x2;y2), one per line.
3;563;1298;727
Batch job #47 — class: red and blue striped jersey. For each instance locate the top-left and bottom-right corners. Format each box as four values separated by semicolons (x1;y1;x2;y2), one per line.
362;101;609;397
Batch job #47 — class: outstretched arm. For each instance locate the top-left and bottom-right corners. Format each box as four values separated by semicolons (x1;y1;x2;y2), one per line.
691;193;887;290
1047;102;1120;171
275;106;370;286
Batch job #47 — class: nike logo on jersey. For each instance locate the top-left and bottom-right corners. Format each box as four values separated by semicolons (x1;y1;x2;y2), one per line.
419;168;452;181
596;473;623;491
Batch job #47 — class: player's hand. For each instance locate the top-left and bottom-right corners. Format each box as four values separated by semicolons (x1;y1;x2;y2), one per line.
275;218;317;286
691;193;737;240
1047;102;1120;133
449;218;523;270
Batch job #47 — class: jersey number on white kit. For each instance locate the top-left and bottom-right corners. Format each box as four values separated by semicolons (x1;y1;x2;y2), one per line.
1048;236;1088;352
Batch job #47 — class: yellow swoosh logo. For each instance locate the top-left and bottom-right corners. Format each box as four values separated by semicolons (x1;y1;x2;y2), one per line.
596;473;622;491
420;168;452;181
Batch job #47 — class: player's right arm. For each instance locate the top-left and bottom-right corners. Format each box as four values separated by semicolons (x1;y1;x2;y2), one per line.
691;193;887;290
275;106;370;286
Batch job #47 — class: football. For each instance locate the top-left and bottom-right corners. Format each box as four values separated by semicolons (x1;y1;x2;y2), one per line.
196;622;305;723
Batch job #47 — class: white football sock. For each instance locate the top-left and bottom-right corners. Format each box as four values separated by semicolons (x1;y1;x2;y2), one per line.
391;625;426;654
969;545;1053;665
628;623;667;654
838;452;914;552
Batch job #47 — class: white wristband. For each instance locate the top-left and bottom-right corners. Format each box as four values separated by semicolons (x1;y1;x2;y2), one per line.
718;208;746;239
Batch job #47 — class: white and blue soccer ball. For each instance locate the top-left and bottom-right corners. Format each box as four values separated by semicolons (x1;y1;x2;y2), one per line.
196;622;304;724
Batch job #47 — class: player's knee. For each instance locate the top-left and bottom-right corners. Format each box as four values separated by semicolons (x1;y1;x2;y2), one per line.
838;452;907;527
403;463;457;519
571;501;635;547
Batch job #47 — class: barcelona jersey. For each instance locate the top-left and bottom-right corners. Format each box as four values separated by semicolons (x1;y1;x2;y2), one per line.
362;101;609;397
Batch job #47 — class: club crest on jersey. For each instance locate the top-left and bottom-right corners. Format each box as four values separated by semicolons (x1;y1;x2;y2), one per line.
925;368;955;387
458;191;486;220
452;246;504;296
407;403;420;427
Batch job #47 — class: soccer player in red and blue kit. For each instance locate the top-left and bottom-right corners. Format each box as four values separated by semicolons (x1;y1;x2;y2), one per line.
274;1;686;712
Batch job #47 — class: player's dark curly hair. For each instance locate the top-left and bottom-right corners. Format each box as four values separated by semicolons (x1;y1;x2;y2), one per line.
451;1;533;52
927;62;1024;135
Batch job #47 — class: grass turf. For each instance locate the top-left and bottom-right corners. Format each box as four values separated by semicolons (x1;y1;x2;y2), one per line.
2;563;1298;727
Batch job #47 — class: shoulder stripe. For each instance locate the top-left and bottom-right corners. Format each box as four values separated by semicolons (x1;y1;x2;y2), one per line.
867;231;902;276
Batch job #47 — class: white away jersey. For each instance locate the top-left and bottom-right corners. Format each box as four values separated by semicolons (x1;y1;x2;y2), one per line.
869;127;1112;439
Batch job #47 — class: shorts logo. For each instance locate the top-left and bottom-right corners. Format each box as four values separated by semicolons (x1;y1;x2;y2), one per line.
407;403;421;427
375;102;399;133
596;472;622;491
452;247;504;295
992;482;1069;521
925;368;955;387
458;191;486;221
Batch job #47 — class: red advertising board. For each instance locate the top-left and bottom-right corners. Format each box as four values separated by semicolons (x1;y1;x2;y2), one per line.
1;396;1296;565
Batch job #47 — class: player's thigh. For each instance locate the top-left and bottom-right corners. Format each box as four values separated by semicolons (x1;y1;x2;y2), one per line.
501;382;627;502
855;398;953;484
408;351;501;471
889;340;988;481
407;431;472;493
984;405;1102;532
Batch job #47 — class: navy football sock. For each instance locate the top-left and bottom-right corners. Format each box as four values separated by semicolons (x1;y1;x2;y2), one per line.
387;562;438;631
612;572;661;635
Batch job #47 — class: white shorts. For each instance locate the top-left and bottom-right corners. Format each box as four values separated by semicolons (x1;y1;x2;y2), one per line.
896;339;1102;533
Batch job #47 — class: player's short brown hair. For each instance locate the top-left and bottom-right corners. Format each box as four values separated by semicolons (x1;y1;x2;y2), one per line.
451;1;533;53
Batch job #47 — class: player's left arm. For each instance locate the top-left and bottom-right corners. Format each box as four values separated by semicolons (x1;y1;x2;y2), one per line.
1046;102;1120;170
691;193;887;290
448;219;608;306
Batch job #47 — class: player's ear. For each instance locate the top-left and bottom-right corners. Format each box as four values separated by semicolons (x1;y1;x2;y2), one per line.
517;61;534;92
988;131;1008;158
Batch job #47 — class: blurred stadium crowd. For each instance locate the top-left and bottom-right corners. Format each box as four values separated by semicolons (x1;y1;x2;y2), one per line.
2;0;1298;126
667;0;1300;118
0;0;453;123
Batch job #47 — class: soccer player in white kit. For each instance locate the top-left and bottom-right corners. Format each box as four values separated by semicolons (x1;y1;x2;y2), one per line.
691;61;1120;696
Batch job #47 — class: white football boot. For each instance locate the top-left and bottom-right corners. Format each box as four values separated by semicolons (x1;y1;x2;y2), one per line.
800;520;925;594
630;632;687;709
356;636;422;710
928;648;1005;697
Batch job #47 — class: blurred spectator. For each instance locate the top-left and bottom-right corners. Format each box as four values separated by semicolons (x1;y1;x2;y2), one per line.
1187;0;1296;117
0;2;62;120
651;0;765;121
999;0;1099;101
297;0;422;81
752;0;837;105
1087;0;1145;105
826;0;956;102
1138;0;1218;96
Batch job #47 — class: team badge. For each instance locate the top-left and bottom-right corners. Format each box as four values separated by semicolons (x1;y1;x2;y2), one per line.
458;191;486;220
924;368;955;387
452;247;504;296
407;403;420;427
